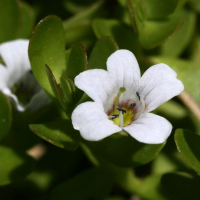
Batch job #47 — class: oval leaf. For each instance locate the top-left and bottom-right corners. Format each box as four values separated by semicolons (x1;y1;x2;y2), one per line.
0;145;35;186
29;15;66;98
175;129;200;173
0;0;20;43
29;120;81;151
88;36;118;70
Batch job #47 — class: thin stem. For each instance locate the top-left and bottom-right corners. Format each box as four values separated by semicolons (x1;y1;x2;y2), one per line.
178;90;200;121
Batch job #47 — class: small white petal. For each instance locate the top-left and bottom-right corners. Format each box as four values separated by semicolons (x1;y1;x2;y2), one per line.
75;69;116;109
0;39;30;87
2;87;25;112
124;113;172;144
107;49;141;100
72;101;122;141
0;64;9;89
139;64;184;112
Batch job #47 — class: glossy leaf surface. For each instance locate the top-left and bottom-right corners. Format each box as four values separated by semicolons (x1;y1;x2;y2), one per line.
30;120;81;151
29;15;66;98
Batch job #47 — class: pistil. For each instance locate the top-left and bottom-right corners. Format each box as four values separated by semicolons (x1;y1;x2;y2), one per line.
114;87;126;113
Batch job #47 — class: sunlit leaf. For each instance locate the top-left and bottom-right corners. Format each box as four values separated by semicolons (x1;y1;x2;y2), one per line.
29;15;66;98
29;120;81;151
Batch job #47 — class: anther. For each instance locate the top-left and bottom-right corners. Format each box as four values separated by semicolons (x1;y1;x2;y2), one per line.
108;114;119;119
136;91;140;101
116;106;126;114
130;103;136;107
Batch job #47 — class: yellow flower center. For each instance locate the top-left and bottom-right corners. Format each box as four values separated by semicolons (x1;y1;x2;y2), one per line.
109;106;135;127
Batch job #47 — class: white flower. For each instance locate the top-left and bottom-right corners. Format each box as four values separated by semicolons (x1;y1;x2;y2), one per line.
0;39;50;112
71;50;184;144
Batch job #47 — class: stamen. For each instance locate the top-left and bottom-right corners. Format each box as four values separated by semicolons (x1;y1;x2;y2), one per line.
114;87;126;113
130;103;136;107
136;91;140;101
108;114;119;119
116;106;126;114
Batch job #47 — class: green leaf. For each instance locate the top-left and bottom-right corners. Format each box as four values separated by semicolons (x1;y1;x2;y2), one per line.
63;0;105;29
149;57;200;105
51;168;113;200
92;18;140;55
86;135;165;167
142;0;177;19
174;129;200;173
45;65;66;109
16;1;35;38
29;15;66;98
67;44;88;80
161;172;200;200
63;0;105;49
0;145;35;186
88;36;118;70
64;22;96;49
160;9;196;57
138;16;183;49
29;120;81;151
0;92;11;141
60;77;74;106
0;0;20;43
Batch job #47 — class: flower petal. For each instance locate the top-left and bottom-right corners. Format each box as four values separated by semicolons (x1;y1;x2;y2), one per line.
75;69;116;109
107;49;141;100
72;101;122;141
139;64;184;112
0;64;9;89
2;87;25;112
0;39;30;87
124;113;172;144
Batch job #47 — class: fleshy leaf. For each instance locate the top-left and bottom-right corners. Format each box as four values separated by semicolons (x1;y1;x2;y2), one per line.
60;77;74;106
174;129;200;173
0;0;20;43
142;0;177;19
86;135;165;167
138;16;183;49
160;9;196;57
45;65;66;110
161;172;200;200
0;92;12;141
92;18;140;55
63;0;105;49
16;1;35;38
67;44;88;80
29;15;66;98
0;145;35;186
88;36;118;70
51;168;113;200
29;120;81;151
